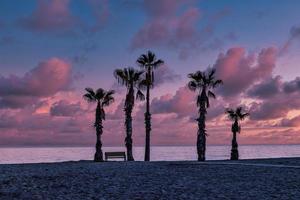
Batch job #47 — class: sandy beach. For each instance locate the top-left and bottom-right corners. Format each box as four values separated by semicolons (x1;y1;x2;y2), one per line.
0;158;299;200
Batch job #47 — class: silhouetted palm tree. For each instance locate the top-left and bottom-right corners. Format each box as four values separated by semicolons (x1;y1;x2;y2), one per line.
226;106;249;160
83;88;115;162
137;51;164;161
114;68;145;161
188;68;222;161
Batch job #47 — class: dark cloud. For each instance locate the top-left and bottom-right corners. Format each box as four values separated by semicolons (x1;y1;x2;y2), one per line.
283;77;300;93
214;47;277;97
249;92;300;120
247;76;281;99
280;25;300;54
154;65;181;87
50;100;83;117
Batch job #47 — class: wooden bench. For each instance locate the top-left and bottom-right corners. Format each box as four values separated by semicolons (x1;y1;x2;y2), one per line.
105;152;126;161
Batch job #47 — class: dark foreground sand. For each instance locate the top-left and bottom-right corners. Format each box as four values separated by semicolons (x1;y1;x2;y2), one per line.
0;158;300;200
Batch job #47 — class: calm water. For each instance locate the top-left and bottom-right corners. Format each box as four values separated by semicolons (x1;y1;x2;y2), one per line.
0;145;299;164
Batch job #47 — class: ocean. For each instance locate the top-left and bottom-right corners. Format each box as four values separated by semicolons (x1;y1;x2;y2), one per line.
0;145;299;164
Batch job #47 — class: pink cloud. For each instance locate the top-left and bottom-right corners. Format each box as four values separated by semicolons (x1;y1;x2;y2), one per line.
130;0;202;59
214;47;277;97
20;0;76;32
151;86;225;121
20;0;109;33
0;58;72;108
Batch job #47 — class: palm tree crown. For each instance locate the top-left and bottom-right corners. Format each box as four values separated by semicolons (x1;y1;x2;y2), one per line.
83;88;115;120
226;106;249;132
226;106;249;121
114;68;145;102
188;68;223;108
136;50;164;85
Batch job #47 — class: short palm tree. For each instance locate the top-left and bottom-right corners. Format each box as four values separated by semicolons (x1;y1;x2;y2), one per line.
114;68;145;161
188;68;223;161
137;51;164;161
225;107;249;160
83;88;115;162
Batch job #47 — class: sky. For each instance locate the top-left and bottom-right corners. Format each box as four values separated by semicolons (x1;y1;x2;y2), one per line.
0;0;300;147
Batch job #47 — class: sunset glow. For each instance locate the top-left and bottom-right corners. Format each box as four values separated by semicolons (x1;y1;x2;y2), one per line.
1;0;300;147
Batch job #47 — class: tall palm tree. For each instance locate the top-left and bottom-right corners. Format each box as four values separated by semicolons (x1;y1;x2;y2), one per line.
83;88;115;162
137;51;164;161
188;68;223;161
225;107;249;160
114;68;145;161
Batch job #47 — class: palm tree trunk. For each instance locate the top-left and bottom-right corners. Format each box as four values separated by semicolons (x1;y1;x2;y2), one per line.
94;102;103;162
231;121;239;160
144;68;151;161
125;88;134;161
197;91;207;161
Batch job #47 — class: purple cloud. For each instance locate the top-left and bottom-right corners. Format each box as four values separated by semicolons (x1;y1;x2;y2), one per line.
0;58;72;108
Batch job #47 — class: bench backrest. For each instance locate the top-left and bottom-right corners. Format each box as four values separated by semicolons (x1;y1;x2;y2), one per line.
105;151;126;161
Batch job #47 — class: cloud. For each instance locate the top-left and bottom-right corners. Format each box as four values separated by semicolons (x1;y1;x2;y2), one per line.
280;25;300;54
214;47;277;97
249;94;300;121
0;58;72;108
154;65;181;86
130;1;232;59
247;76;281;99
19;0;109;34
151;86;225;120
283;77;300;93
279;115;300;127
50;100;83;117
247;76;300;120
130;0;201;59
20;0;76;32
151;86;195;118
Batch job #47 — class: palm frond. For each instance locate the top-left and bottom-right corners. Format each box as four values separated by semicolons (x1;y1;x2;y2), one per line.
136;90;145;101
207;90;216;99
153;59;164;69
188;81;197;91
102;90;115;107
114;68;128;86
225;108;236;121
95;88;105;100
85;87;95;96
83;93;95;102
239;112;250;120
208;68;216;80
213;79;223;88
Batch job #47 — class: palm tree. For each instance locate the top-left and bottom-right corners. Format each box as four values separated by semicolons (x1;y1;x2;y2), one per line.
225;107;249;160
83;88;115;162
188;68;223;161
114;68;145;161
137;51;164;161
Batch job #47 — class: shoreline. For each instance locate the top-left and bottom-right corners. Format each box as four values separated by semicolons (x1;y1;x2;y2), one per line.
1;156;300;166
0;157;299;199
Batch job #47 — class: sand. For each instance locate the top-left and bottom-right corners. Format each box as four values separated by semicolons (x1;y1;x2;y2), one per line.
0;158;299;199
